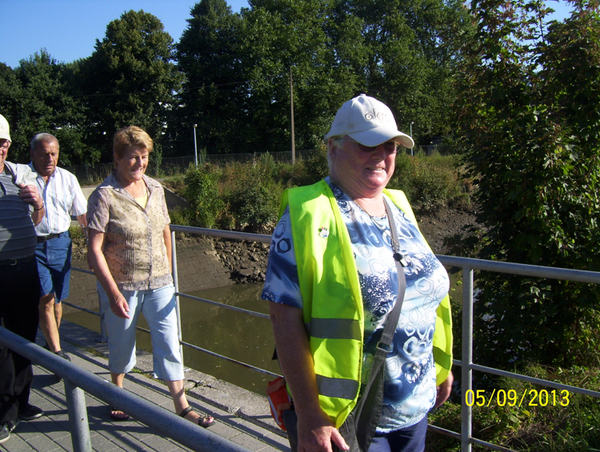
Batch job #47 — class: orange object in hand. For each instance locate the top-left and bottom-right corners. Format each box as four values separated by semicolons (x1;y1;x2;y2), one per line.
266;377;293;431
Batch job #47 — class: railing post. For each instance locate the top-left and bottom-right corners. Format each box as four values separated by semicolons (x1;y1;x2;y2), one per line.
461;266;474;452
171;229;184;367
64;379;92;452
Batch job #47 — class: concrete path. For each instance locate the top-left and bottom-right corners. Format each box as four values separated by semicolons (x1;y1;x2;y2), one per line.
0;323;289;452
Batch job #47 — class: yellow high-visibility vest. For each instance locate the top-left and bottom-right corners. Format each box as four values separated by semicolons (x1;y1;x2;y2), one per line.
280;180;453;428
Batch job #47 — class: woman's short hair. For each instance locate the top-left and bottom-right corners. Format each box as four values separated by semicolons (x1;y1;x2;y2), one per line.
113;126;153;160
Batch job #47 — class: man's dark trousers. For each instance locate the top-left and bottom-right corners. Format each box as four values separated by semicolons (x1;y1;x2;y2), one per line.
0;258;40;424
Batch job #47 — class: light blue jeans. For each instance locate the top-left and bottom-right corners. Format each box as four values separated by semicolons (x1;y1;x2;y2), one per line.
98;283;183;381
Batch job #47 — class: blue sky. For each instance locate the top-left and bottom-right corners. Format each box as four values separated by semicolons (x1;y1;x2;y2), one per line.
1;0;572;69
1;0;250;68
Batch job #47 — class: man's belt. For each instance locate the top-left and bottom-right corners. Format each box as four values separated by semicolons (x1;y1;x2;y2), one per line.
0;255;35;266
37;233;64;243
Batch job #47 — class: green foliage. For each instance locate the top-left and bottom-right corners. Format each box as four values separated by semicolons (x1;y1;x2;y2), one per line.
167;207;192;228
296;144;329;186
2;1;472;164
455;1;600;369
0;52;88;164
171;0;471;155
181;165;225;229
170;151;466;234
175;0;248;155
221;154;284;233
78;10;183;161
389;152;467;213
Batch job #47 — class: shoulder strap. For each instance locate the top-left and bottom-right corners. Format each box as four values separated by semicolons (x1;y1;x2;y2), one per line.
354;196;406;399
351;197;407;450
378;196;407;349
3;161;16;182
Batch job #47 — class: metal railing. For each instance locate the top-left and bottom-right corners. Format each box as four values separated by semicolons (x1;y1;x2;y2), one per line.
65;225;600;451
0;327;249;452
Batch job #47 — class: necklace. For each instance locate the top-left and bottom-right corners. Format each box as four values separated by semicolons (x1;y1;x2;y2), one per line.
353;199;408;266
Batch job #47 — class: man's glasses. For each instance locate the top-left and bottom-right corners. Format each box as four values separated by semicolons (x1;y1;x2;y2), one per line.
0;140;10;150
346;137;397;154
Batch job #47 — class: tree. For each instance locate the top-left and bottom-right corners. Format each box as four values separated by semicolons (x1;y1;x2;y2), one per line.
240;0;470;151
348;0;471;141
79;10;183;162
174;0;469;155
242;0;362;152
456;0;600;369
175;0;248;156
0;63;23;157
0;51;87;164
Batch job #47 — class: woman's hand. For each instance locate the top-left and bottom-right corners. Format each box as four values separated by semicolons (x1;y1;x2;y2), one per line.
435;371;454;408
88;229;131;319
297;409;348;452
110;292;130;319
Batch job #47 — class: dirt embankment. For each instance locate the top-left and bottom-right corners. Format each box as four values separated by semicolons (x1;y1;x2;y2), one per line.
68;235;272;314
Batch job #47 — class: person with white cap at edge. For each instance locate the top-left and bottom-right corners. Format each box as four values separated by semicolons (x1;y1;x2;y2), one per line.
263;94;453;452
0;114;46;444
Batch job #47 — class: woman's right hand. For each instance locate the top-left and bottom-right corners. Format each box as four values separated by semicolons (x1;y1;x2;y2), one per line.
110;293;131;319
297;410;349;452
88;229;131;320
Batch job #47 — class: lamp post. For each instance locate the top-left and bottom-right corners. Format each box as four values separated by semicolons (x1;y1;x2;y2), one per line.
193;124;198;167
410;121;414;157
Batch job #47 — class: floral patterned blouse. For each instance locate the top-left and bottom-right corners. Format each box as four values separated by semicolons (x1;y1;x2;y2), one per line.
87;172;172;291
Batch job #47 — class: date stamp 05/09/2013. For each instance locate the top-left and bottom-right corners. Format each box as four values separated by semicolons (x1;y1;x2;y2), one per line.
464;389;571;408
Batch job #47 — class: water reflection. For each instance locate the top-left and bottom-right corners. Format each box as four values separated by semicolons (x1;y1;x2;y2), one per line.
174;283;279;393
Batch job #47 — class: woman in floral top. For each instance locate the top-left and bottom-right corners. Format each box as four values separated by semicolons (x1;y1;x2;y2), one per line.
87;126;214;428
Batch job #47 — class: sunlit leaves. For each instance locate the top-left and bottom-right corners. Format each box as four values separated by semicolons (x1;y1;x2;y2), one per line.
458;0;600;369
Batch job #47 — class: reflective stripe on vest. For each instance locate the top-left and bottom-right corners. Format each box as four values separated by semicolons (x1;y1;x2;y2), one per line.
316;375;360;400
306;318;362;340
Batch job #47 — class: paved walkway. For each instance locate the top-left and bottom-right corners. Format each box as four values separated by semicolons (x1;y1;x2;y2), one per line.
1;323;290;452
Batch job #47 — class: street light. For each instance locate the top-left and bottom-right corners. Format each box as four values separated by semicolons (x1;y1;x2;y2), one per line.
193;124;198;167
410;121;414;157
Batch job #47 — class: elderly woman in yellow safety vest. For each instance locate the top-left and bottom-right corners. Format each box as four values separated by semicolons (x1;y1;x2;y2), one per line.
263;94;453;452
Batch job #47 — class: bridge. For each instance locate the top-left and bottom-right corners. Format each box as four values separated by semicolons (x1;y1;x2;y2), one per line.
2;205;600;451
0;321;286;452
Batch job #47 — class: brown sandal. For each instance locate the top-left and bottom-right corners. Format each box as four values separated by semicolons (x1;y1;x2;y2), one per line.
178;405;215;428
110;407;130;421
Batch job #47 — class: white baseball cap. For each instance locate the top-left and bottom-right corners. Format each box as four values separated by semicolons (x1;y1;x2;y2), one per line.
325;94;414;148
0;114;11;141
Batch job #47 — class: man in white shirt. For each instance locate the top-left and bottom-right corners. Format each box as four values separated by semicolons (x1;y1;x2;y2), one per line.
30;133;87;362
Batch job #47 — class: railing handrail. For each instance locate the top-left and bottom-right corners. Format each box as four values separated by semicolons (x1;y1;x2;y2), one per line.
70;224;600;452
437;254;600;284
0;326;250;452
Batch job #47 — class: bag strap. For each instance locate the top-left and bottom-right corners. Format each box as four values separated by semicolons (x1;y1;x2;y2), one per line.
379;196;407;348
353;195;407;416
